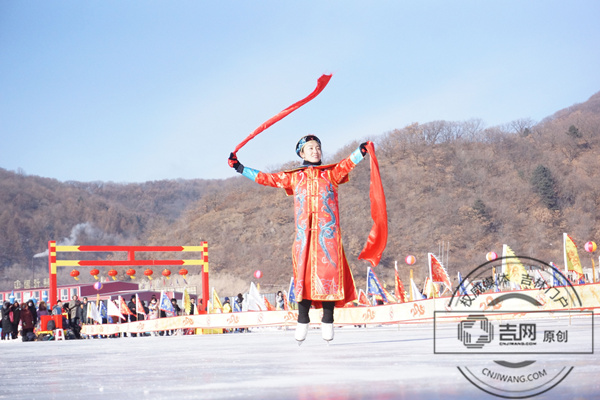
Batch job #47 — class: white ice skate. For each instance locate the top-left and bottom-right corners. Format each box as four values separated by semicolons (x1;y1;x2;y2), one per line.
295;323;309;345
321;322;334;343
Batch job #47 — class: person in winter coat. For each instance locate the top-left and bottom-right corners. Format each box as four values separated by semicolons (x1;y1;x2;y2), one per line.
222;298;232;313
235;293;244;312
26;300;38;327
51;300;63;316
20;302;35;340
276;291;285;310
10;302;21;339
81;297;89;324
69;295;82;327
229;135;368;343
1;302;12;340
148;297;159;320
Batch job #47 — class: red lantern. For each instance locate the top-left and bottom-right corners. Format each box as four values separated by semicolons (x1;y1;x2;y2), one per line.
178;268;188;279
254;270;262;279
405;255;416;265
108;269;118;281
162;269;171;279
70;269;80;281
144;268;154;280
126;268;136;279
90;268;100;280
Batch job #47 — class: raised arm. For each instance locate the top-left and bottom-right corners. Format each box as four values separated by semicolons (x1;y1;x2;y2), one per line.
330;142;369;184
228;152;292;191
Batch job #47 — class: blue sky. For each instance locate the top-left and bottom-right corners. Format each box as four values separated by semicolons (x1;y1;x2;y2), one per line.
1;1;599;183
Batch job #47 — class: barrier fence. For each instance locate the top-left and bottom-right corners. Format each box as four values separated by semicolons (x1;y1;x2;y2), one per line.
81;281;600;335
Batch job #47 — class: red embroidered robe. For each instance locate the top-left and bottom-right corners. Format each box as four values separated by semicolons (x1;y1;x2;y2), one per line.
250;155;361;308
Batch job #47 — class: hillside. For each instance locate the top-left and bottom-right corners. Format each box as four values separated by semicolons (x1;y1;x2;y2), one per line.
0;172;213;287
2;91;599;294
145;91;600;293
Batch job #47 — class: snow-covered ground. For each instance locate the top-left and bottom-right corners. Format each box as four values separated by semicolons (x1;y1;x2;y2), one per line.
0;321;598;399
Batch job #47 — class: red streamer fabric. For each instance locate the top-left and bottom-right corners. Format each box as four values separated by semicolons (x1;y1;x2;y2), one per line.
232;74;332;156
358;142;388;267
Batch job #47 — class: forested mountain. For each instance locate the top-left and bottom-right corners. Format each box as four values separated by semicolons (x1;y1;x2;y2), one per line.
2;91;599;294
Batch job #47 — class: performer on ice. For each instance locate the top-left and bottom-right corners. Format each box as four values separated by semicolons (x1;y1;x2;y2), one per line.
227;75;387;344
229;136;369;343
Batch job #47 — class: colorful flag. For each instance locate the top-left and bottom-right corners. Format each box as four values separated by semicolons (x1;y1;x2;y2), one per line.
423;277;435;299
98;300;107;320
394;261;407;303
135;294;146;317
283;291;290;311
501;244;533;289
410;278;426;301
211;288;223;312
287;277;296;305
183;288;191;315
428;253;452;291
357;289;371;306
493;269;500;292
119;296;134;316
263;296;275;311
550;262;569;287
366;267;395;303
457;271;468;296
564;233;585;283
159;291;175;313
107;299;124;319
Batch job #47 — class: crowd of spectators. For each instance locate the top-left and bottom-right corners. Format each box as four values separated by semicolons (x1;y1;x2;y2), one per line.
0;292;255;341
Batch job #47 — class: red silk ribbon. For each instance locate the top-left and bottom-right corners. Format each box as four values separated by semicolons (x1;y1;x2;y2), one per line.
231;74;332;156
358;142;388;267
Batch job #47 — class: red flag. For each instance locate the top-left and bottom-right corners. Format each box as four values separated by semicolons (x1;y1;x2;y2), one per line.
394;264;408;303
136;294;146;316
358;142;388;267
264;297;276;311
357;289;371;306
231;74;332;157
119;296;134;316
283;292;289;311
429;253;452;291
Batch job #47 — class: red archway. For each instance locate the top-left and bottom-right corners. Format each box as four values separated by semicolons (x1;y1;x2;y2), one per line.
48;241;209;312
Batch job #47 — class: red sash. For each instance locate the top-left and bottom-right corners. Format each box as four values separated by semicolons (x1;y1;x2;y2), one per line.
358;142;388;267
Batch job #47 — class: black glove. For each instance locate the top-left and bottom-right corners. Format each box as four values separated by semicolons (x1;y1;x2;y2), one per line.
228;153;244;174
360;142;369;156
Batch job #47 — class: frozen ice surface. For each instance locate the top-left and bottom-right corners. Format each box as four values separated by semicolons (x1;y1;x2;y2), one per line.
0;322;598;399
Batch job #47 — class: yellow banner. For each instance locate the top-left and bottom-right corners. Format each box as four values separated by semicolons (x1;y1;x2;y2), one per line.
565;234;584;278
503;245;533;289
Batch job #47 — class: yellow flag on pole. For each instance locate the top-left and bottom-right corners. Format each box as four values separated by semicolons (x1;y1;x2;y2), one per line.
183;287;191;315
502;244;533;289
211;288;223;312
564;233;584;282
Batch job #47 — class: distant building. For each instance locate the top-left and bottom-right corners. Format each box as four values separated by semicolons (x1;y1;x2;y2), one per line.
0;281;197;304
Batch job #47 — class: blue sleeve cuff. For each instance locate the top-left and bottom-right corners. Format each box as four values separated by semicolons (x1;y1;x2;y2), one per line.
350;147;364;164
241;166;260;181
